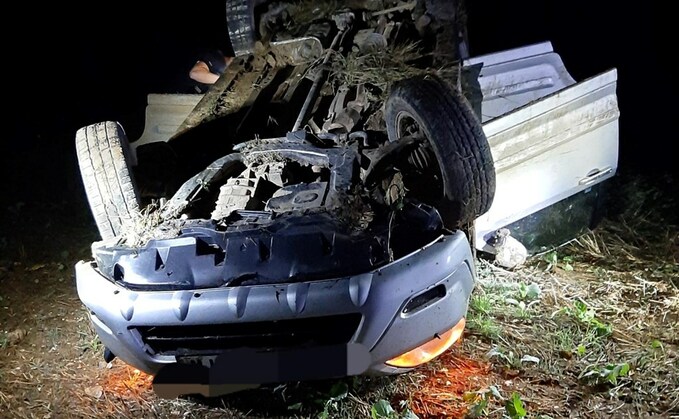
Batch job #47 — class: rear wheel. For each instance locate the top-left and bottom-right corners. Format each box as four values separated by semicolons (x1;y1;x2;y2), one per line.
76;121;140;240
385;75;495;228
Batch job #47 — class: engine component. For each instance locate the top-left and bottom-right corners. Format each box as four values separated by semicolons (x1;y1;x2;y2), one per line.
353;30;387;54
265;182;328;212
211;169;278;220
322;84;368;133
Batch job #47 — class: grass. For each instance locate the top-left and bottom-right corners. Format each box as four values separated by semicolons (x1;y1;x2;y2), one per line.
118;201;165;247
287;0;339;34
77;323;103;355
446;173;678;417
331;41;459;97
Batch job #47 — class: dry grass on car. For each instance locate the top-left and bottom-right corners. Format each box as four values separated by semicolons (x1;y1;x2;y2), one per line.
332;41;459;96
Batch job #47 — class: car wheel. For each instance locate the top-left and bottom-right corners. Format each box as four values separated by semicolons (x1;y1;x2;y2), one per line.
385;75;495;228
75;121;140;240
226;0;256;56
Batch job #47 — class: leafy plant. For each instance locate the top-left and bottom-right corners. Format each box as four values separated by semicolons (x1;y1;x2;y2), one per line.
465;395;489;418
562;301;612;337
317;381;349;419
542;251;558;271
552;326;593;358
371;399;395;418
370;399;419;419
580;362;631;386
650;339;663;350
576;344;586;357
487;346;518;369
500;282;541;319
517;282;541;301
505;392;527;418
465;386;502;418
636;339;667;370
542;251;575;272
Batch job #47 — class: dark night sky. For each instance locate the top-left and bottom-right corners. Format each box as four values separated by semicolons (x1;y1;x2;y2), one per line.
2;1;668;200
465;2;665;175
8;3;232;147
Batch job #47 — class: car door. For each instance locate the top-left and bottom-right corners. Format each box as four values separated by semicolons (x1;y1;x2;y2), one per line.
465;41;620;254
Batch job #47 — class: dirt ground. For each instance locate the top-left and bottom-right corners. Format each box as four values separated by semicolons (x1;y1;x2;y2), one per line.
0;145;677;418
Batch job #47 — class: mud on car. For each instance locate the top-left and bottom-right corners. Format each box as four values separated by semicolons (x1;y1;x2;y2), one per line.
73;0;619;396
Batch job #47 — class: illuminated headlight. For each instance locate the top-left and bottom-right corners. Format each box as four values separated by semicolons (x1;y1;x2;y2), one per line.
386;318;466;368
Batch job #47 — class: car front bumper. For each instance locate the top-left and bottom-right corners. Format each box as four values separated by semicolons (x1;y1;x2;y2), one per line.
75;230;475;379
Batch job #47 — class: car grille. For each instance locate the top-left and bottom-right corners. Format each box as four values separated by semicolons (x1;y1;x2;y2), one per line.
133;313;362;356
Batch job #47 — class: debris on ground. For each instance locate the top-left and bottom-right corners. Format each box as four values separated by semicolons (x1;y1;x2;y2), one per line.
5;329;27;347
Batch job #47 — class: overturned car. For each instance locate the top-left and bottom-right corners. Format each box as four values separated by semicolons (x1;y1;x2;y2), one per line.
74;0;618;395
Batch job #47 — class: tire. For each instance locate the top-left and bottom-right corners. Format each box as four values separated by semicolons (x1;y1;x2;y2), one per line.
226;0;256;56
385;75;495;228
76;121;140;240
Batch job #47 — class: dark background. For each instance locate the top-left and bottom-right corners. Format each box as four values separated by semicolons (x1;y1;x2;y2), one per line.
1;1;667;209
466;2;665;175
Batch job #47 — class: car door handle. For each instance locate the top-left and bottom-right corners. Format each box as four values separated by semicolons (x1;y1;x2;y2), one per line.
579;167;613;186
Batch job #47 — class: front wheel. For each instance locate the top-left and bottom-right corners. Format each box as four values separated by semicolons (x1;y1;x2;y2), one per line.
385;75;495;228
75;121;141;240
